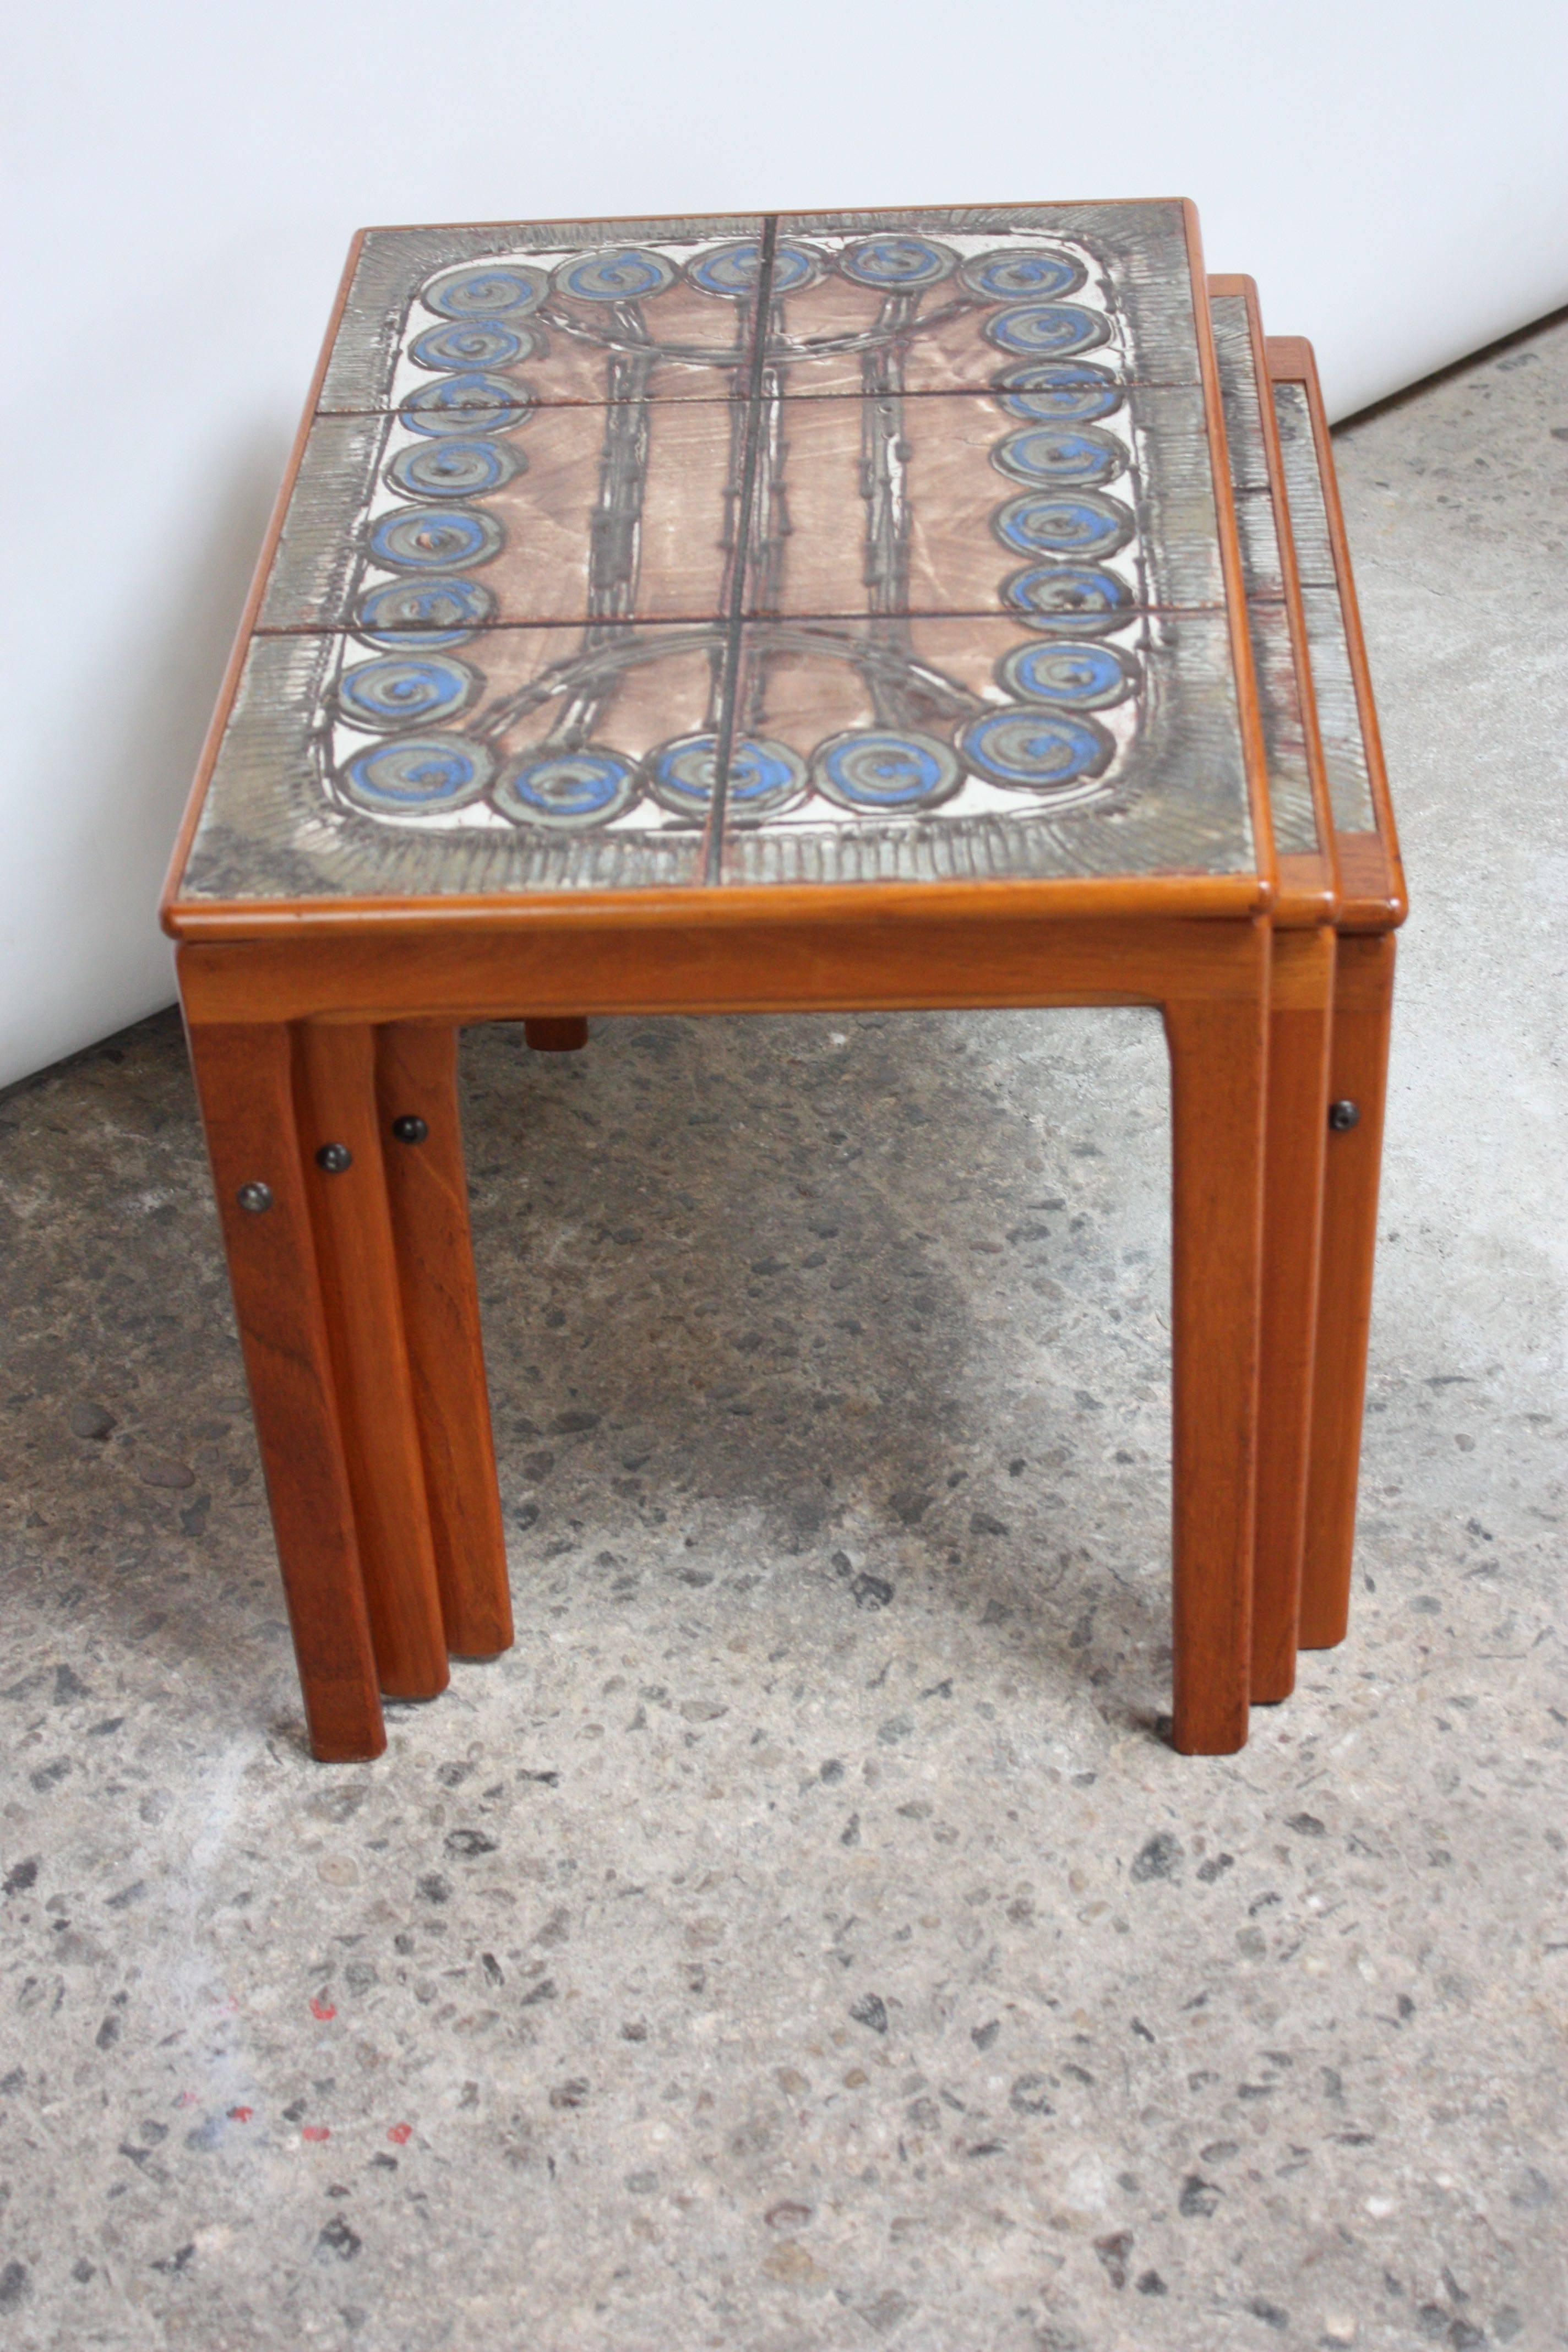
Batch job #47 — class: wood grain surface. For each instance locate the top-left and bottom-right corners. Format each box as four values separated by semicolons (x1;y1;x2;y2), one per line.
294;1022;450;1698
376;1026;513;1659
185;1021;385;1760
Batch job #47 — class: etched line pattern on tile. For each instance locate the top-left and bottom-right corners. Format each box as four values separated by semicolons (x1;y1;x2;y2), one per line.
315;221;1159;854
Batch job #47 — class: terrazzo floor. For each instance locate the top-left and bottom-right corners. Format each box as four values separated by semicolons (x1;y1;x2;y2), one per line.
1;310;1565;2352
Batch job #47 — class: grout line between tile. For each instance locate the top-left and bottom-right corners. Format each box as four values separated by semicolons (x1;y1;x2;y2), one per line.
251;599;1246;641
703;217;779;885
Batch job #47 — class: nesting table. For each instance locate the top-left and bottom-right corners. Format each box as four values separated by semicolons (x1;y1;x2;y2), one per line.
161;205;1404;1761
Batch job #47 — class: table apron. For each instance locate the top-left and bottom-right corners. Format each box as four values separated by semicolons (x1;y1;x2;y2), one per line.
179;916;1272;1027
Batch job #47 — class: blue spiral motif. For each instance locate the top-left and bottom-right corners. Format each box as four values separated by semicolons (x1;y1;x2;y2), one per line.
337;735;494;814
494;749;638;828
836;236;957;291
368;505;502;573
811;729;962;813
354;578;496;649
961;247;1085;302
409;320;535;372
984;304;1109;360
994;491;1133;560
336;654;477;732
387;438;523;500
554;248;676;303
991;424;1126;490
642;734;809;818
998;640;1139;711
960;709;1113;791
995;361;1124;423
686;240;820;298
422;263;547;321
400;374;529;435
1001;564;1136;634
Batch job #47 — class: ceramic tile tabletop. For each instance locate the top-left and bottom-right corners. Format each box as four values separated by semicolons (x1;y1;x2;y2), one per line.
1209;291;1374;843
176;206;1280;907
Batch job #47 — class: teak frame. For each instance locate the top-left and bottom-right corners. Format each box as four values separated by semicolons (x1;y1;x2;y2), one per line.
161;220;1404;1764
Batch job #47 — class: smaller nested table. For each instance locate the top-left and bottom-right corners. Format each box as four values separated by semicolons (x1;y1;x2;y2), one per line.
162;204;1404;1761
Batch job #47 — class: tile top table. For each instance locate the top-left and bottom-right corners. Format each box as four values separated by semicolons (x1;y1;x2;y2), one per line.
170;204;1276;916
162;205;1403;1765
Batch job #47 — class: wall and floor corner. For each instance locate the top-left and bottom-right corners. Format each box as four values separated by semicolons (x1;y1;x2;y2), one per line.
2;0;1567;1090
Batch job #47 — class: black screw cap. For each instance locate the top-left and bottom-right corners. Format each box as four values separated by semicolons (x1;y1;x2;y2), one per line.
1328;1099;1360;1132
391;1115;429;1145
315;1142;353;1173
236;1181;273;1213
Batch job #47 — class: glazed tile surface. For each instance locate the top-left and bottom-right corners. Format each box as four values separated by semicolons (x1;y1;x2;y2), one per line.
176;206;1273;905
1206;295;1320;859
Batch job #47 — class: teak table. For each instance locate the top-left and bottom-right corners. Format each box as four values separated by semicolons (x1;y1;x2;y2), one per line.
161;205;1405;1762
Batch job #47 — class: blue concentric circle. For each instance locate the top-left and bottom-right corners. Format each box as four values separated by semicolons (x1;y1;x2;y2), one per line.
399;375;529;435
729;736;808;814
960;246;1086;302
644;734;808;818
959;708;1113;792
409;320;535;372
553;248;676;303
367;505;503;573
984;303;1109;360
998;640;1139;710
685;239;821;298
1001;564;1136;634
993;490;1133;560
336;654;477;732
353;578;496;649
836;236;957;291
991;424;1126;490
995;361;1125;423
421;263;547;321
493;749;638;829
810;728;962;813
337;734;494;814
387;438;523;500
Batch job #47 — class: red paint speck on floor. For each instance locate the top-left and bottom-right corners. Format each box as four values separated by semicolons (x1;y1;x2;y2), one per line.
309;1997;337;2021
388;2123;412;2146
228;2106;254;2123
301;2126;331;2143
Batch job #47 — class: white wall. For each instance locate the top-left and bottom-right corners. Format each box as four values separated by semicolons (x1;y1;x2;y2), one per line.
4;0;1565;1090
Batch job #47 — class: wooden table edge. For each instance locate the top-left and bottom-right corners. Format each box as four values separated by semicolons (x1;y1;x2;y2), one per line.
1265;336;1409;933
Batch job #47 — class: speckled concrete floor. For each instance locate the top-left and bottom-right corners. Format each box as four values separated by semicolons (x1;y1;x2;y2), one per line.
2;314;1565;2352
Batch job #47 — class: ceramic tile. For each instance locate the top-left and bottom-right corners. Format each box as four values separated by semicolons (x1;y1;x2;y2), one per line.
1231;486;1287;603
1261;378;1375;831
259;402;745;631
771;205;1205;395
741;389;1224;620
178;625;727;902
1208;293;1272;492
174;206;1264;906
1206;293;1322;859
1272;380;1338;586
1243;601;1319;855
716;612;1253;884
1298;587;1376;832
319;219;769;411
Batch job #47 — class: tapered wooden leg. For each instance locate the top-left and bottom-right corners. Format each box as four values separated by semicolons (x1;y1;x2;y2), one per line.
375;1026;513;1658
1251;927;1336;1701
1300;933;1396;1648
186;1021;384;1761
525;1018;589;1053
1163;941;1270;1756
295;1023;449;1700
